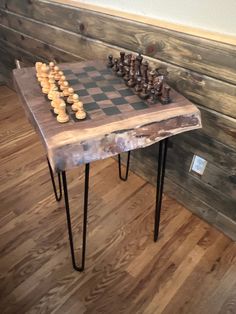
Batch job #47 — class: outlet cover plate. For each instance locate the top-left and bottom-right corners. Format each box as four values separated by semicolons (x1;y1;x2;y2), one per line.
190;155;207;175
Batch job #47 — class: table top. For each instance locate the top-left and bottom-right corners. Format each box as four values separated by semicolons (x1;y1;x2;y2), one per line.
13;60;201;171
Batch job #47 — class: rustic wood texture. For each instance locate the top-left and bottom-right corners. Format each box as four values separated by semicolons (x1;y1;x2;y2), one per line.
1;1;236;85
1;85;236;314
50;0;236;46
1;0;236;237
13;61;201;172
1;10;236;118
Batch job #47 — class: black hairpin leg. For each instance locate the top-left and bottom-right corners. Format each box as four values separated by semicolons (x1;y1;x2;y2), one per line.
118;151;131;181
61;163;90;272
47;157;62;202
154;138;168;242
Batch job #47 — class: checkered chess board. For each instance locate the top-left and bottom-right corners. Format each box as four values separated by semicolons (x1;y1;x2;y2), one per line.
55;63;166;123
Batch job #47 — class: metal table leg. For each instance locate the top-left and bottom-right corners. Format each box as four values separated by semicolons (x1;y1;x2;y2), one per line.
118;151;131;181
61;163;90;272
47;157;62;202
47;137;167;271
47;158;90;271
154;138;168;241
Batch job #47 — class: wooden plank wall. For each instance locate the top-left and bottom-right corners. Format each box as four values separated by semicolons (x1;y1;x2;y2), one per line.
0;0;235;239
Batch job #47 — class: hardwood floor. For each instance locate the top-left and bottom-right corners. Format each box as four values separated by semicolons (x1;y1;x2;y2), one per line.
0;85;236;314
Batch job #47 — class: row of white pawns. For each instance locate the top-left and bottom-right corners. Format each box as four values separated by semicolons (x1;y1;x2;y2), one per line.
35;61;86;123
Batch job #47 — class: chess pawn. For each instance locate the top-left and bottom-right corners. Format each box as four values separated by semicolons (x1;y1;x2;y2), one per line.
56;100;69;123
51;91;60;108
62;82;69;96
67;88;74;104
54;66;60;81
148;88;156;103
76;109;86;120
135;76;142;93
48;84;58;100
117;62;125;77
59;75;66;88
140;83;149;99
113;58;119;72
123;66;130;82
49;61;56;76
53;97;62;114
71;94;81;111
107;55;114;68
127;70;136;88
75;101;86;120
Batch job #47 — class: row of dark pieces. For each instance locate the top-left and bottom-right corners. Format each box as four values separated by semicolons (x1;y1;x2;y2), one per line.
107;52;171;104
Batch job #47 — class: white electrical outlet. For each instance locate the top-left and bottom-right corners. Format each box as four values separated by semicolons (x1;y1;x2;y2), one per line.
190;155;207;175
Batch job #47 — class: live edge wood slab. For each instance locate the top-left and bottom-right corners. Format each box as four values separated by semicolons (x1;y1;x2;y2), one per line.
13;61;201;172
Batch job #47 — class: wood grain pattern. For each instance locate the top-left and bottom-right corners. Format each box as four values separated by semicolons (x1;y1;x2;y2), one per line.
1;2;236;85
50;0;236;46
1;14;236;118
13;61;201;171
126;147;236;240
0;85;236;314
0;25;83;63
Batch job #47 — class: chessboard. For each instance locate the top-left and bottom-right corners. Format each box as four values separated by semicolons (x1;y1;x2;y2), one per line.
55;63;169;123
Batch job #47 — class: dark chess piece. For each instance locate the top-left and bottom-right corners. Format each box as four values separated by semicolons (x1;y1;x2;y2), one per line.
127;70;136;87
148;88;156;103
142;61;149;83
162;86;171;104
107;54;114;68
124;66;130;82
135;52;143;78
117;62;125;77
113;58;119;73
147;70;156;91
140;83;149;99
155;80;163;97
130;55;136;71
120;51;125;65
124;54;132;67
127;55;136;87
135;76;142;93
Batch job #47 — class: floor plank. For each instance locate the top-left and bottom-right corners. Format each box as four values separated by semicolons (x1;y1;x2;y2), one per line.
0;86;236;314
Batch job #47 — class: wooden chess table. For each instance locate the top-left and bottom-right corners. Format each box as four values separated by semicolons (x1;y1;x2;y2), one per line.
13;60;201;272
